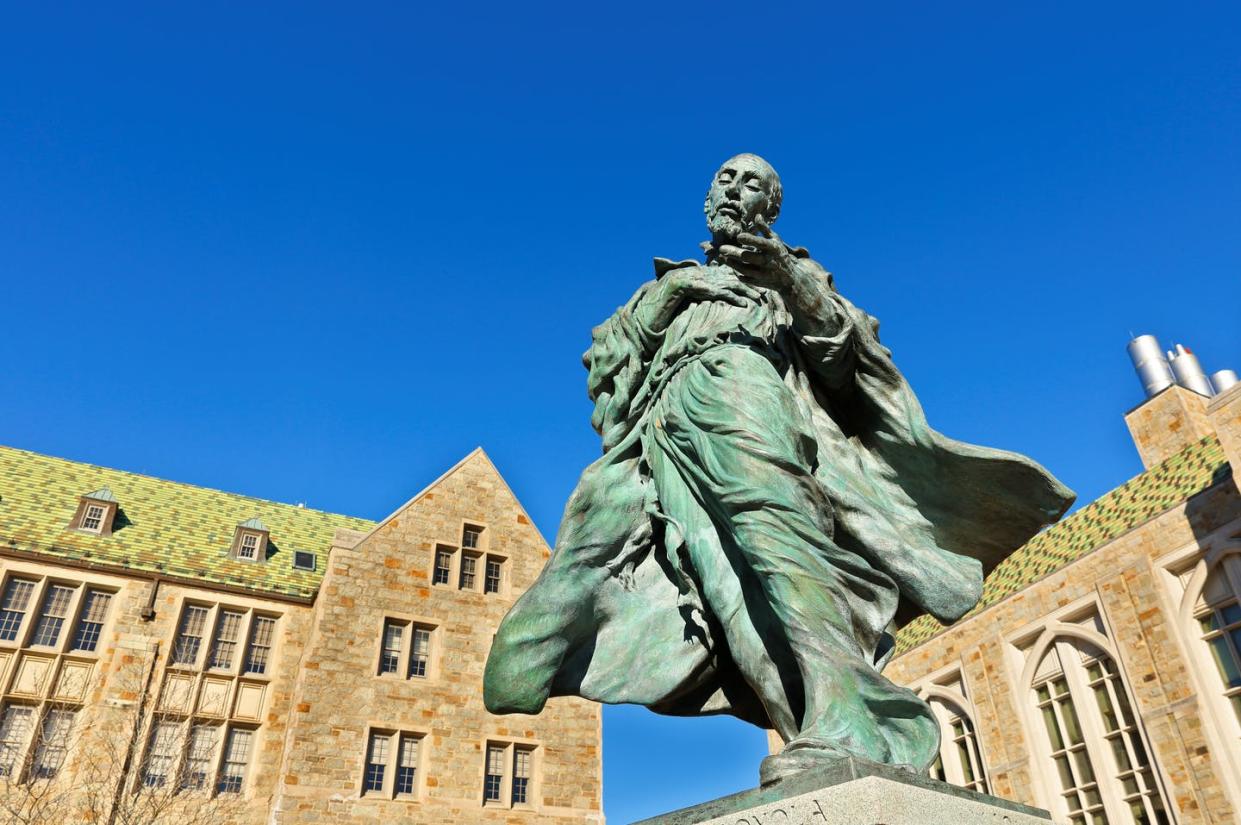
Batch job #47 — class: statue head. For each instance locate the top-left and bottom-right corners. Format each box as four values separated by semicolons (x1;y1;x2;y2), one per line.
704;154;783;241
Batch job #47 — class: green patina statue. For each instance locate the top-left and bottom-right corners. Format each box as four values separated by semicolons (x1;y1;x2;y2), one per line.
484;154;1073;784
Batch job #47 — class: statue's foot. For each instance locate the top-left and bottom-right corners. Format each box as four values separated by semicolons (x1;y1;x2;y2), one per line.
759;738;852;786
759;738;922;786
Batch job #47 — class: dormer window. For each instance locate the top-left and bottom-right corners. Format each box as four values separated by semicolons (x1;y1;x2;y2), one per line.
292;551;316;571
69;487;119;536
230;518;269;563
238;533;260;561
81;504;106;532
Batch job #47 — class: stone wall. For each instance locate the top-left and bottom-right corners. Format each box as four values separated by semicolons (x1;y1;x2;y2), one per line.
885;481;1241;824
271;450;603;823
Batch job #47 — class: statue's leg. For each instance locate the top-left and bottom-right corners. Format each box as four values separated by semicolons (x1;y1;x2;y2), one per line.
484;446;646;715
648;442;800;741
653;346;938;775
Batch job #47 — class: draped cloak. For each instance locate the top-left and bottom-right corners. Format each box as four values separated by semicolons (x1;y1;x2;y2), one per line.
483;252;1074;736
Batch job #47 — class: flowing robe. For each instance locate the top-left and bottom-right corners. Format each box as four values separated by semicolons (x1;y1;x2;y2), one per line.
484;252;1073;767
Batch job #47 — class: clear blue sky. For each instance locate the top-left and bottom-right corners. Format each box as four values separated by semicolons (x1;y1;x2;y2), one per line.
3;2;1240;821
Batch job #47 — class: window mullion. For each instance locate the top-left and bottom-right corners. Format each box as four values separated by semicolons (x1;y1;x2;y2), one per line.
56;585;86;655
19;579;51;649
1058;642;1123;824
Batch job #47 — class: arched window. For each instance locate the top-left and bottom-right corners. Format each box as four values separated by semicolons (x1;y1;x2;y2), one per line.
1026;631;1172;825
926;693;989;794
1192;555;1241;727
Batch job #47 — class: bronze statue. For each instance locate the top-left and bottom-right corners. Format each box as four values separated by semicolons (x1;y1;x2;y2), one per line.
484;154;1072;783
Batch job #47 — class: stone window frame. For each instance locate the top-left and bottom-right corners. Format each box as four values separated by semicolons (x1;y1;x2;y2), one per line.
0;571;117;658
1004;598;1175;825
358;724;428;802
430;520;507;595
0;566;120;783
910;664;991;795
479;736;540;810
135;715;246;797
371;614;440;682
167;600;281;679
1158;532;1241;806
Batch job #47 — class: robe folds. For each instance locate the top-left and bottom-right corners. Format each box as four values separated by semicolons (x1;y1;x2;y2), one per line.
483;252;1073;761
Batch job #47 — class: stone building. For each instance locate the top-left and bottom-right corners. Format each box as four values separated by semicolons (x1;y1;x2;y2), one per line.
885;380;1241;825
0;445;603;824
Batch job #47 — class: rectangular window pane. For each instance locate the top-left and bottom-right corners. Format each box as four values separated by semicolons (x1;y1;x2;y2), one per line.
0;705;35;777
396;735;419;795
31;584;77;648
208;610;245;670
433;549;452;585
364;732;390;794
81;504;105;531
484;745;505;801
238;533;259;560
217;728;252;794
513;746;532;805
180;724;220;790
462;527;481;549
410;628;430;678
243;616;276;675
0;579;36;642
31;708;75;779
71;590;112;652
485;559;502;594
460;554;477;590
379;620;404;675
143;720;181;788
172;605;209;665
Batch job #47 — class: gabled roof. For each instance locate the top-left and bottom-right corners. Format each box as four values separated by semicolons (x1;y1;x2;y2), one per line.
894;435;1232;655
0;446;375;600
82;486;118;503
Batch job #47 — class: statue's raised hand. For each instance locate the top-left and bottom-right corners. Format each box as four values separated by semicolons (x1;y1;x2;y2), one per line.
717;217;801;292
638;265;761;334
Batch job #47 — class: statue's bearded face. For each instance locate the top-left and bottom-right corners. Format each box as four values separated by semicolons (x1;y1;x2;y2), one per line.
704;155;781;240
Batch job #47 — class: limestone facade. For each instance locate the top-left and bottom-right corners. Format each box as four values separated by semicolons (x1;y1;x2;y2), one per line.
0;445;603;824
886;383;1241;825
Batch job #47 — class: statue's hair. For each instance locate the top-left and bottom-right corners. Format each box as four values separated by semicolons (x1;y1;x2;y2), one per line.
715;153;783;222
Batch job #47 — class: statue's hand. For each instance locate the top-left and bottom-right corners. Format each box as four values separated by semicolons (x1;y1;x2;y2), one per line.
718;217;801;292
639;266;761;334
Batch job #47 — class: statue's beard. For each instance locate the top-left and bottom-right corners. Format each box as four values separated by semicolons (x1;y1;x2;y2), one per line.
707;210;749;241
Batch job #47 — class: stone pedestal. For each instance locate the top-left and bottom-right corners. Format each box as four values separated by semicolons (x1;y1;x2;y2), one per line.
632;757;1053;825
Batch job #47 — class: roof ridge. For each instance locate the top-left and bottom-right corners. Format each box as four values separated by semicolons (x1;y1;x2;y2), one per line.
0;444;373;524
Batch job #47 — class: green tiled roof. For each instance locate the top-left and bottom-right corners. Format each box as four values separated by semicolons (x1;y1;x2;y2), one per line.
0;445;375;600
895;435;1232;655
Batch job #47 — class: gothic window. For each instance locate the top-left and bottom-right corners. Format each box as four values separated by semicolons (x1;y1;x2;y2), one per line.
927;695;989;794
1028;634;1171;825
1194;556;1241;728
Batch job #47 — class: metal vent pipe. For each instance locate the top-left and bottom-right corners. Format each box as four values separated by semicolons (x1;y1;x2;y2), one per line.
1127;335;1175;398
1168;344;1215;397
1212;369;1239;394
